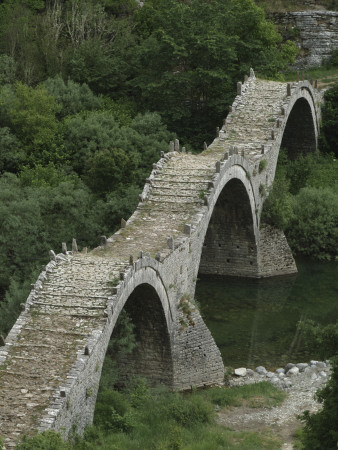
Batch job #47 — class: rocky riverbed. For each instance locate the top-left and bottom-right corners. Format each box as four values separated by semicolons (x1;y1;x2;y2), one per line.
217;360;331;449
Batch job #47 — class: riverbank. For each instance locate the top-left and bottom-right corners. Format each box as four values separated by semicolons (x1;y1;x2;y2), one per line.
218;360;331;448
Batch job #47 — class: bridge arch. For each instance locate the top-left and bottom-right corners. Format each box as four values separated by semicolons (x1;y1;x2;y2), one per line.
281;86;319;160
105;265;174;388
198;163;259;278
107;282;174;388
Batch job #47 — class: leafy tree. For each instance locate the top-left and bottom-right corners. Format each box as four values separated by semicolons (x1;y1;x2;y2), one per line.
101;0;138;16
286;186;338;260
262;149;338;260
43;76;102;118
84;148;131;196
0;54;17;85
63;111;130;174
319;82;338;157
0;173;47;294
297;320;338;449
64;0;136;95
131;0;297;147
261;174;295;230
0;171;107;307
104;184;140;229
99;310;137;391
100;96;135;126
0;127;25;173
0;2;43;84
0;276;36;336
2;83;65;166
63;111;171;191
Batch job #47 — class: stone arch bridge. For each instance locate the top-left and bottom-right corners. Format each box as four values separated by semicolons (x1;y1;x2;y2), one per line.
0;71;322;447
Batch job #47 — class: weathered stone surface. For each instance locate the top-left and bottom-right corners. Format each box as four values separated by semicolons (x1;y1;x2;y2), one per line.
287;366;300;376
234;367;247;377
296;363;309;371
255;366;268;375
271;11;338;69
285;363;296;371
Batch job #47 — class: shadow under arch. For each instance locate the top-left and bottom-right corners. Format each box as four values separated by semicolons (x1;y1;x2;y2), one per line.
281;97;317;160
199;177;258;278
106;283;174;389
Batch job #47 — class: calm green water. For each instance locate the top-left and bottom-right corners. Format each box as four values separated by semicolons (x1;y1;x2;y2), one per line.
196;259;338;370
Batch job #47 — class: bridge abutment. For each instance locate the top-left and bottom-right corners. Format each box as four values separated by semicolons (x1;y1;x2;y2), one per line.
257;225;297;278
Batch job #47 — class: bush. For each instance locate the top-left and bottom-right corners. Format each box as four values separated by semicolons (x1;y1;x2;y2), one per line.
166;395;213;427
94;390;134;432
43;76;101;119
296;321;338;449
261;175;295;230
286;186;338;260
319;82;338;157
16;431;69;449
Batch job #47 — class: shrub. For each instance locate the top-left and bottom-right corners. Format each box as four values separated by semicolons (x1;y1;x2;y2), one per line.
94;389;133;432
261;175;295;230
166;395;213;427
286;186;338;260
319;82;338;157
16;431;68;449
296;320;338;449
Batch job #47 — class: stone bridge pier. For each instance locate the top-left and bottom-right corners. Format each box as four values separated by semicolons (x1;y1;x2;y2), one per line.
0;70;323;447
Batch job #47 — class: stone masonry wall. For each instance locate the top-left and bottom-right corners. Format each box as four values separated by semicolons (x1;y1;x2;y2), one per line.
199;178;259;277
257;225;297;278
271;11;338;69
113;284;174;388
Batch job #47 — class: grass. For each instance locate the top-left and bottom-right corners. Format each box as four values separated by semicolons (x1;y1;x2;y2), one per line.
15;381;286;449
195;381;286;410
259;159;268;173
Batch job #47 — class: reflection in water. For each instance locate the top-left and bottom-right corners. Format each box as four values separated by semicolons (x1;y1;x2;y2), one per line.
196;259;338;370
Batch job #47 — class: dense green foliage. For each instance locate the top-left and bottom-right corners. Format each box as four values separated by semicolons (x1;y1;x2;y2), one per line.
319;82;338;158
0;0;297;147
296;321;338;449
129;0;296;146
14;381;284;449
0;0;299;335
262;150;338;260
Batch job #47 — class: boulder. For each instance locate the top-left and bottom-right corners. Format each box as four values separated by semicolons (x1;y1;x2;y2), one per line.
316;361;326;369
287;366;299;376
255;366;267;375
234;367;247;377
296;363;308;372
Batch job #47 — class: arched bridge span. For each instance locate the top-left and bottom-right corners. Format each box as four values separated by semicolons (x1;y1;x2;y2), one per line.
0;71;322;446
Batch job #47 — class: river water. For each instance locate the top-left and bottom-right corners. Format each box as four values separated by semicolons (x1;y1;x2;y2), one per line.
196;258;338;370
